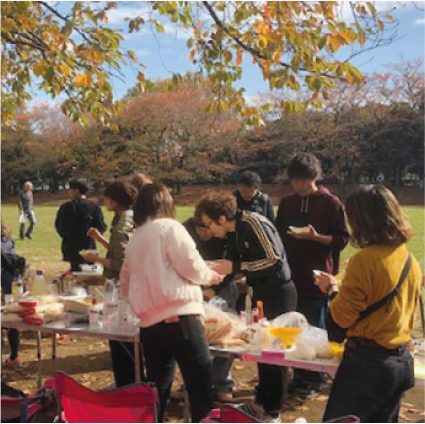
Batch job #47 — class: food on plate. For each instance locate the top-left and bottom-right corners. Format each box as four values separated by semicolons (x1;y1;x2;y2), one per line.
63;297;102;314
288;226;310;235
204;317;233;345
218;338;246;348
1;313;20;323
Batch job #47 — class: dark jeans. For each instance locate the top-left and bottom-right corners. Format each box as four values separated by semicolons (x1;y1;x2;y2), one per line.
253;282;298;415
324;342;414;422
6;329;20;360
294;297;328;390
140;315;213;423
19;211;35;239
109;341;144;387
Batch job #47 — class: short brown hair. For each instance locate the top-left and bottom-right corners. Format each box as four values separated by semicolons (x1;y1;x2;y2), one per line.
345;185;413;248
104;181;138;210
130;173;153;192
287;153;322;181
195;190;237;223
134;183;174;227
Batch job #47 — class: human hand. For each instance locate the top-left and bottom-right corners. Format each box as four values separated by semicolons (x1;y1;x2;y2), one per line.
213;259;233;276
288;225;318;241
203;288;216;301
81;252;99;263
314;271;338;294
87;227;102;242
209;270;224;286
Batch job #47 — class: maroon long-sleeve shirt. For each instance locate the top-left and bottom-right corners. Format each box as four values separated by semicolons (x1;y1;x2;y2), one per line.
276;187;349;298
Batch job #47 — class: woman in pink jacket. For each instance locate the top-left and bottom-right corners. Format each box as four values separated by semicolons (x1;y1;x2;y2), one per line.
120;183;222;422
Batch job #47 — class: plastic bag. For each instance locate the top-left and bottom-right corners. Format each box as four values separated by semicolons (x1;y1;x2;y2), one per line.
270;312;308;331
203;302;245;345
288;325;333;360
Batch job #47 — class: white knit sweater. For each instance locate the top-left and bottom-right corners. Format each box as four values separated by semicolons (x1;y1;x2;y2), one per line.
120;218;214;328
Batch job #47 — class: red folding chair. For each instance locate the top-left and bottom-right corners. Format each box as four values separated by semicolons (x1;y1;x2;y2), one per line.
1;377;57;422
55;372;158;423
326;417;360;423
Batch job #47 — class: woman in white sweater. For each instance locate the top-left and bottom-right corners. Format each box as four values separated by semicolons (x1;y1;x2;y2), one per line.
120;183;222;422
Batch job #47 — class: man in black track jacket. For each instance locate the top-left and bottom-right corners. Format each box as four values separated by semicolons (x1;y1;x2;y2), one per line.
196;190;297;421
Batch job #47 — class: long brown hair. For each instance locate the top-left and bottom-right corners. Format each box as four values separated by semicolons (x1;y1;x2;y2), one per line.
345;184;413;248
1;221;11;241
134;183;174;227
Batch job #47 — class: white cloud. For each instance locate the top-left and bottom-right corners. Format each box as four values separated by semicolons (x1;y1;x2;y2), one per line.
414;18;425;25
106;5;150;24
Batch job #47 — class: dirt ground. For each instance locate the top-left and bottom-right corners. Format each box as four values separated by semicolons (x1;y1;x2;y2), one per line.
2;333;424;423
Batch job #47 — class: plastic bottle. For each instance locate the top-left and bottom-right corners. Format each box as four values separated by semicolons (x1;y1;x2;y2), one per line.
30;270;48;296
245;286;253;326
12;276;24;302
257;301;264;320
89;295;101;329
250;308;263;353
104;279;119;307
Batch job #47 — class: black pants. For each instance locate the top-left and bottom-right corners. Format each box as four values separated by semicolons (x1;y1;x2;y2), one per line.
324;342;415;423
140;315;213;423
253;282;298;416
109;341;144;387
6;329;20;360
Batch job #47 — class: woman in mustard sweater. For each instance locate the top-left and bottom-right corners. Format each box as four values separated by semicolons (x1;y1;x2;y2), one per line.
315;185;422;423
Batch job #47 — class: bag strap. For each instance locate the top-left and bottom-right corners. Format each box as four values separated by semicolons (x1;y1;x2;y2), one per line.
357;254;412;323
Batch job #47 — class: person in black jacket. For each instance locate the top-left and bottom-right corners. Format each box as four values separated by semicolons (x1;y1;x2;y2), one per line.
1;222;23;366
55;179;107;272
183;217;238;401
233;171;275;225
196;191;297;421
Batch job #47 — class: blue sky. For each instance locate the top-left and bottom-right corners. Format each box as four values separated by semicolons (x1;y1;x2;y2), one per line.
32;1;425;104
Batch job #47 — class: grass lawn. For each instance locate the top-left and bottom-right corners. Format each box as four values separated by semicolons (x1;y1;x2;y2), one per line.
1;204;423;276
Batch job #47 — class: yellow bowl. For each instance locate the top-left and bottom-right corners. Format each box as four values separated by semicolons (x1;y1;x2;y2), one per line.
268;327;303;346
329;342;344;360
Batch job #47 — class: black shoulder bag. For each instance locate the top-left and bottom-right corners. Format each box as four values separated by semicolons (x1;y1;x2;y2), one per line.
327;254;413;343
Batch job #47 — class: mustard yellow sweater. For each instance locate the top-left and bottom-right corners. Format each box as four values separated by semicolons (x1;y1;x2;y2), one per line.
330;244;422;350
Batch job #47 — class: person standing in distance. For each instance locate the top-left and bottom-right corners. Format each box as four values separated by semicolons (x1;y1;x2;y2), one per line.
55;178;107;272
276;153;349;395
234;171;275;225
18;181;36;240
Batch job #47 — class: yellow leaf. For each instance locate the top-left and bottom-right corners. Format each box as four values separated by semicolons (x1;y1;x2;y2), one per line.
74;74;88;87
235;50;244;66
60;64;70;76
32;63;44;77
2;18;13;30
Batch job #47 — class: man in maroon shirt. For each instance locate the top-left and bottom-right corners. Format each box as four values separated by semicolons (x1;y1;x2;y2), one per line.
276;153;349;396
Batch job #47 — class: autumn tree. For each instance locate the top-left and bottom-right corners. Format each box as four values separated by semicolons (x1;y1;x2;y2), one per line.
2;1;396;126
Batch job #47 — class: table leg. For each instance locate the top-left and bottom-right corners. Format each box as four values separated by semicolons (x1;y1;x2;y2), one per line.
36;331;42;389
134;338;141;383
52;332;57;374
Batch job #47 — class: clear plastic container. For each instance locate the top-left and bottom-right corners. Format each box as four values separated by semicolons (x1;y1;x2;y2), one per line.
104;279;119;307
30;270;48;296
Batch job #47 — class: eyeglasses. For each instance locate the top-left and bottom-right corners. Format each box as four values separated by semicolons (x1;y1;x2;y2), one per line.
202;219;214;229
194;221;209;229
